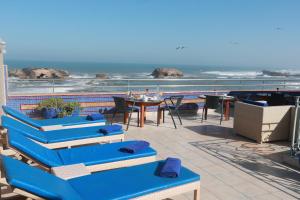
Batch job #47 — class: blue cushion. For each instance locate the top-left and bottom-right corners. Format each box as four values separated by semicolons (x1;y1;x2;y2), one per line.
45;125;124;143
1;156;82;200
69;161;200;200
242;99;268;107
7;129;62;167
2;156;200;200
38;116;106;127
2;116;123;144
8;129;143;168
2;106;106;129
2;106;42;128
57;141;156;166
1;116;48;143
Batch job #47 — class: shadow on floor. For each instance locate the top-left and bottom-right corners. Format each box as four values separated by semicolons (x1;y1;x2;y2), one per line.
189;137;300;198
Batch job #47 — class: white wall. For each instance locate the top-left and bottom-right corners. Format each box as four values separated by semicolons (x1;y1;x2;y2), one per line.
0;41;7;117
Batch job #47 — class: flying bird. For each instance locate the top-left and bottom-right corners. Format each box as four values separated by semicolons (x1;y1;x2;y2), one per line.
275;27;283;31
176;45;186;50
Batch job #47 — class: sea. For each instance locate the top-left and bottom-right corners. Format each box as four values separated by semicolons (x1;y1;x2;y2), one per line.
6;60;300;93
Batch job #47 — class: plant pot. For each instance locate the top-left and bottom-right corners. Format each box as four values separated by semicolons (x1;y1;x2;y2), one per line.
71;107;80;116
42;108;58;119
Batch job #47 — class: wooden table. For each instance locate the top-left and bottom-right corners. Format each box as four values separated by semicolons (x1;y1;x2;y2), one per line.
199;95;234;121
126;99;163;127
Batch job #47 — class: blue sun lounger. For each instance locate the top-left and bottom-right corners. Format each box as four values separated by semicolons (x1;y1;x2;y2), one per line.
1;116;124;149
2;105;106;131
0;155;201;200
6;129;157;173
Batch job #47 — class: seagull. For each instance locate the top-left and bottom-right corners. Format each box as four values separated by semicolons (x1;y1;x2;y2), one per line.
275;27;283;31
176;45;186;50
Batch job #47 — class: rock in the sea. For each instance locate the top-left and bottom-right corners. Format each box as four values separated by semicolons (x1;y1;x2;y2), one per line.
95;73;109;79
151;68;183;78
262;70;289;77
8;68;69;79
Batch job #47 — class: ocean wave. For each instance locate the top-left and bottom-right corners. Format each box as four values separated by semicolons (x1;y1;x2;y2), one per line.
202;71;262;77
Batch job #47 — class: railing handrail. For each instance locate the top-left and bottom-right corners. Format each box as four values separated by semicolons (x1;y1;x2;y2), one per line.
7;77;300;82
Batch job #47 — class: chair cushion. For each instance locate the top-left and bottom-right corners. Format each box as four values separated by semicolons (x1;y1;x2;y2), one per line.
1;156;82;200
68;161;200;200
1;116;48;143
127;106;140;112
161;105;176;110
8;129;62;167
45;126;124;143
242;99;268;107
57;141;156;166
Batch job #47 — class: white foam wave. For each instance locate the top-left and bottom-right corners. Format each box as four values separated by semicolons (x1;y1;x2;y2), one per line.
202;71;262;77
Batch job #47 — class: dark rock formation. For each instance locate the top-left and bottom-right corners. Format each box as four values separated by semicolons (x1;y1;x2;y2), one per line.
151;68;183;78
95;73;109;79
8;68;69;79
262;70;289;77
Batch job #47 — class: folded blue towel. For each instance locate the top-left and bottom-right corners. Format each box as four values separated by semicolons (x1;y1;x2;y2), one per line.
159;157;181;178
99;125;122;134
119;141;150;153
86;113;104;121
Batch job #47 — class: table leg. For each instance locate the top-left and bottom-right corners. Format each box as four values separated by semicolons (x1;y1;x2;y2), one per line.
140;105;145;127
224;100;230;120
124;112;129;124
157;106;161;126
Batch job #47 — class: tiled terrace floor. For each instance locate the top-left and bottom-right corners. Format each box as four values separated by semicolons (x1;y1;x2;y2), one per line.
124;111;300;200
1;111;300;200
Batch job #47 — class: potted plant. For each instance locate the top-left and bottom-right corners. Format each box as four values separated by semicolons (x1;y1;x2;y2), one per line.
36;98;81;119
57;102;81;118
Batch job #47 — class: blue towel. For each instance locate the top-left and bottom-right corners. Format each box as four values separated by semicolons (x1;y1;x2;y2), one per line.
159;157;181;178
86;113;104;121
99;125;122;134
119;141;150;153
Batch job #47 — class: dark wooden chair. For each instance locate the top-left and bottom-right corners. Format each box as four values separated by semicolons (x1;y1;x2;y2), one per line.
111;96;139;129
202;95;224;125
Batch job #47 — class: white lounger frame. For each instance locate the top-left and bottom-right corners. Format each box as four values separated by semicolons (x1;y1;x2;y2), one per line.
0;177;200;200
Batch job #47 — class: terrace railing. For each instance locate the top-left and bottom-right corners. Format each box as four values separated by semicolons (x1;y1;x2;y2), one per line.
7;77;300;94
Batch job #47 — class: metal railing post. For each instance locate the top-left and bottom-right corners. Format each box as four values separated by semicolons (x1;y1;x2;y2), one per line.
291;96;300;156
52;79;55;93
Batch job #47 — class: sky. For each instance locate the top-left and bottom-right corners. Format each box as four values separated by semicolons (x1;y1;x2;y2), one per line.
1;0;300;68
